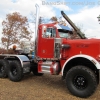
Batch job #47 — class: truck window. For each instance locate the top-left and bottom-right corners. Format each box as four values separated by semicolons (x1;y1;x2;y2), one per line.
58;29;72;39
43;28;56;38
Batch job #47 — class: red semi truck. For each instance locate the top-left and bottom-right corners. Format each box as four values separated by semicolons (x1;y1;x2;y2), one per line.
0;4;100;98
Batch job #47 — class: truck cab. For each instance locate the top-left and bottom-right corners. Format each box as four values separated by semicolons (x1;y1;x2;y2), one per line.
36;23;72;59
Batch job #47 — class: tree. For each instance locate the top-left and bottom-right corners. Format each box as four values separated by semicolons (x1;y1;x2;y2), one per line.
50;16;58;22
50;16;66;26
2;12;33;50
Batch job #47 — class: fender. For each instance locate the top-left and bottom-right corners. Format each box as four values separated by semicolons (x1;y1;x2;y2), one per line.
61;54;100;76
15;55;30;67
0;54;30;73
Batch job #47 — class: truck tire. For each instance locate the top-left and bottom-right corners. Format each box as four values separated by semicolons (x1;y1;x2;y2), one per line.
8;60;23;82
32;69;44;76
0;59;8;78
31;63;44;76
66;66;97;98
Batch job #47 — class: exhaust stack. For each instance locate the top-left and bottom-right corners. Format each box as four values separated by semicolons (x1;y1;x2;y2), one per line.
34;4;39;58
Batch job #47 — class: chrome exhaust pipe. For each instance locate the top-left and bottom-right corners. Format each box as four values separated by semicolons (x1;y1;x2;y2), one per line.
34;4;39;58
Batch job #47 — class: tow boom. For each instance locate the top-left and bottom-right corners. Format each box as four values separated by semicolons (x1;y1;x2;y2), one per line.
61;11;86;39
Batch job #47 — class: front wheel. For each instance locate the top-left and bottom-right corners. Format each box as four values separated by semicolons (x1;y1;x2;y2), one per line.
30;62;44;76
32;67;44;76
66;66;97;98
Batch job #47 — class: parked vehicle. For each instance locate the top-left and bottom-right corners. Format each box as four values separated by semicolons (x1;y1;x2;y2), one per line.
0;4;100;98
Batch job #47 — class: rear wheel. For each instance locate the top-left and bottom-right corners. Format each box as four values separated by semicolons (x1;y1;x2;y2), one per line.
0;59;8;78
8;60;23;82
66;66;97;98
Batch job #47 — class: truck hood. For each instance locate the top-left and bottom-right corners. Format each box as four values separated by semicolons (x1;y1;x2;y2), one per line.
62;38;100;59
62;38;100;44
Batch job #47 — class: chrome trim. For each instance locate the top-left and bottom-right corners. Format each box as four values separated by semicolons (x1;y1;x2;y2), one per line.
52;62;58;74
54;38;62;58
41;65;50;72
22;61;30;73
42;70;50;73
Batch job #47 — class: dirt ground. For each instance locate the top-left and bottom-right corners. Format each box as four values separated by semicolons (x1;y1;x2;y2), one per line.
0;74;100;100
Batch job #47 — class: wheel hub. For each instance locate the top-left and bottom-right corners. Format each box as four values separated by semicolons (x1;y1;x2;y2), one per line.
12;69;17;75
0;66;4;73
74;75;87;89
11;67;17;76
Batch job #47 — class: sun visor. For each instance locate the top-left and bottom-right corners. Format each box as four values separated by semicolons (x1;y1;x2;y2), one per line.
54;24;72;31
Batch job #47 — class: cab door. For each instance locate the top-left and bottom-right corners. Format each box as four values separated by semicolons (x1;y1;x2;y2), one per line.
39;27;56;58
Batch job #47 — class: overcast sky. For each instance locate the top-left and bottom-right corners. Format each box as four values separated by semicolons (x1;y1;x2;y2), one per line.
0;0;100;41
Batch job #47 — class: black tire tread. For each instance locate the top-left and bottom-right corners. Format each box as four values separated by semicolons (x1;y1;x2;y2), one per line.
66;65;97;98
0;59;9;78
31;62;44;76
8;60;23;82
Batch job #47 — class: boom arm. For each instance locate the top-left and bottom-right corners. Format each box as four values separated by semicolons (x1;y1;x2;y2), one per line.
61;11;86;39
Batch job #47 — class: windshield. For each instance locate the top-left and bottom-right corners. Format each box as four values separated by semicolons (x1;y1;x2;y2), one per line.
58;29;72;38
59;32;70;38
